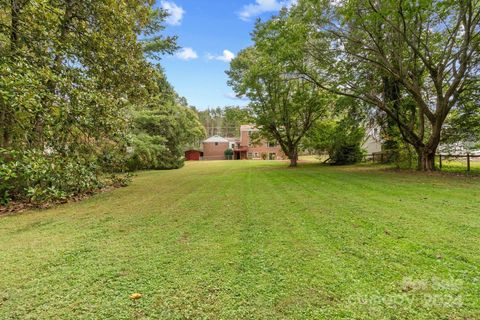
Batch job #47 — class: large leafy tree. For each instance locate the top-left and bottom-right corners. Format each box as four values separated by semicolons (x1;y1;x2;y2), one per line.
0;0;185;204
0;0;177;150
228;46;330;167
442;88;480;150
263;0;480;171
129;69;206;170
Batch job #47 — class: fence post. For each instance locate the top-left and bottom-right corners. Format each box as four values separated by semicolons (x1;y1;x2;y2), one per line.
439;154;442;170
467;153;471;173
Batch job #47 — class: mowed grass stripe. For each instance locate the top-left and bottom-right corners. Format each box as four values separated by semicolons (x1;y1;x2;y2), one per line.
0;161;479;319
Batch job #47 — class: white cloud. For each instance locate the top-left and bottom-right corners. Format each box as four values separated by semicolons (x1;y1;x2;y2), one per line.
176;47;198;61
238;0;296;21
207;50;236;62
161;1;185;26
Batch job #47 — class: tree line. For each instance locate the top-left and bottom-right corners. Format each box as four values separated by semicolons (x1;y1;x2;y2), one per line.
0;0;204;205
227;0;479;169
195;106;252;138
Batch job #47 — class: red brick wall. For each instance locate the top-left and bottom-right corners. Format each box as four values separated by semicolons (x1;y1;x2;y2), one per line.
203;142;229;160
240;130;250;147
240;130;285;159
248;144;285;160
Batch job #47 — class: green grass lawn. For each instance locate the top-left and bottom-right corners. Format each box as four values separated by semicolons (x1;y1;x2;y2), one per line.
1;161;479;319
439;158;480;175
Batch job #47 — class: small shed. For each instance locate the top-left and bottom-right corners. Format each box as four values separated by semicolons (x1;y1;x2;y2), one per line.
185;150;203;161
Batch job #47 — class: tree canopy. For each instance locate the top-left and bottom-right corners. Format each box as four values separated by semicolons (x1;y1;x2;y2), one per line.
228;43;331;167
228;0;480;171
0;0;203;204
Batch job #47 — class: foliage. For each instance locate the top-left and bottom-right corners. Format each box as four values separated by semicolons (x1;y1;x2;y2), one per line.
1;149;102;204
0;151;16;205
264;0;480;171
0;1;196;204
227;36;331;167
442;89;480;151
304;118;365;165
195;106;252;137
126;134;170;171
224;148;233;160
108;173;134;188
128;77;206;170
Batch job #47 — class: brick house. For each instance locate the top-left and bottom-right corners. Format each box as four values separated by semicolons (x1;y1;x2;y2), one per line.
202;135;230;160
202;125;285;160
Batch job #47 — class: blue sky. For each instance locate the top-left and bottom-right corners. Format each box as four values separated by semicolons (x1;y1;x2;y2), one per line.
156;0;294;110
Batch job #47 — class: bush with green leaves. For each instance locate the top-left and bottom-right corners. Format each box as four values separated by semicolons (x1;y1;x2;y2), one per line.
224;148;233;160
126;134;183;170
128;88;205;170
0;1;190;206
330;144;364;165
1;149;104;204
0;156;16;205
304;119;365;165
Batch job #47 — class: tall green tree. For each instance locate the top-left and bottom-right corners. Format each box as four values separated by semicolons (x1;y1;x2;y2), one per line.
228;46;330;167
129;68;205;170
0;0;182;204
0;0;177;150
262;0;480;171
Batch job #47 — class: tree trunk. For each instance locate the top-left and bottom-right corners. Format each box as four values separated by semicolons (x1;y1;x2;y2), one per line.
10;0;19;51
289;150;298;167
416;147;436;171
0;101;9;148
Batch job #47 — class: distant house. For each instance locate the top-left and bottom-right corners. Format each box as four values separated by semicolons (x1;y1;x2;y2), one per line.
362;127;382;154
237;125;285;160
202;125;285;160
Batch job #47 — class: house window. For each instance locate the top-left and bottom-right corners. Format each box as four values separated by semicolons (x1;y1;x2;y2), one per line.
269;153;276;160
267;141;277;148
254;152;259;158
247;152;253;159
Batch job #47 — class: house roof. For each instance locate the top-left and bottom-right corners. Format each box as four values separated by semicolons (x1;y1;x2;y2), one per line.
203;135;229;143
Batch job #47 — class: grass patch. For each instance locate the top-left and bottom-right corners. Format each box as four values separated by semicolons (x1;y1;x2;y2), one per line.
0;161;479;319
439;157;480;175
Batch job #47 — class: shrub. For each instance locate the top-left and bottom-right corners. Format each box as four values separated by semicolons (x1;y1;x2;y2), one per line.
224;148;233;160
0;156;16;205
0;149;105;205
304;119;366;165
127;134;184;171
330;144;364;165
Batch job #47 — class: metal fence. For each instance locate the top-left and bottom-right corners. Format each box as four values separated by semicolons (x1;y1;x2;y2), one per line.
438;153;480;173
363;152;480;173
